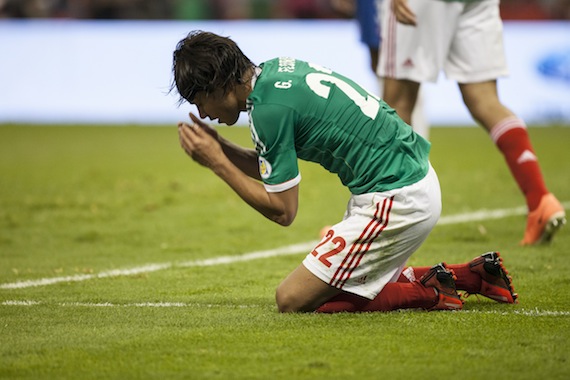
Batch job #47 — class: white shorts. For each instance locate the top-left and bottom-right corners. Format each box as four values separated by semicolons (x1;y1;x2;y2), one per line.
378;0;509;83
303;164;441;300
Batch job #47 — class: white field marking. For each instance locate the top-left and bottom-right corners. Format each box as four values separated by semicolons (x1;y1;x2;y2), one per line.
438;201;570;225
1;300;569;317
1;300;41;306
438;206;527;225
1;300;262;309
0;241;319;290
1;202;568;291
461;309;570;317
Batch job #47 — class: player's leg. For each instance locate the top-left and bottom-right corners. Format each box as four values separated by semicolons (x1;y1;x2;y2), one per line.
275;264;342;313
459;80;566;245
376;76;429;139
377;0;420;124
382;78;419;125
459;80;548;210
410;86;430;139
398;251;518;304
399;259;485;295
317;263;462;313
275;262;458;313
280;173;442;312
275;256;451;313
298;164;460;313
378;0;456;130
448;0;565;244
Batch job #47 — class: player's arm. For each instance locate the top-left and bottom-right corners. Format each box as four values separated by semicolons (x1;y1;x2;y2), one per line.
178;121;298;226
218;140;261;181
188;113;261;180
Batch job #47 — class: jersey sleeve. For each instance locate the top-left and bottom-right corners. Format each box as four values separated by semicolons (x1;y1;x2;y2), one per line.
249;103;301;193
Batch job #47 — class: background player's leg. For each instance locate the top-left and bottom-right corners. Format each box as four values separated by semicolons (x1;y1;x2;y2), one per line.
459;80;564;244
378;77;430;139
410;87;430;139
381;78;420;125
460;81;548;210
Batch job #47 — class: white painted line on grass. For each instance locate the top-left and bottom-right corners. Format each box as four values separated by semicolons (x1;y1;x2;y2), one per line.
438;201;569;225
0;263;173;290
1;203;568;291
1;300;569;317
1;300;261;309
438;206;528;225
2;300;41;306
463;309;570;317
0;241;319;290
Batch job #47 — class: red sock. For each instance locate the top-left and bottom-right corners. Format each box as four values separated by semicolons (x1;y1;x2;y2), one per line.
398;264;481;294
316;281;437;313
490;117;548;211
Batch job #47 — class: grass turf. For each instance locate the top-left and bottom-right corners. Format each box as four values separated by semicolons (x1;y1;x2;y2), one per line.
1;124;569;379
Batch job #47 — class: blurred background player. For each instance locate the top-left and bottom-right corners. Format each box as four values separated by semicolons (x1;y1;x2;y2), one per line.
377;0;566;245
332;0;431;139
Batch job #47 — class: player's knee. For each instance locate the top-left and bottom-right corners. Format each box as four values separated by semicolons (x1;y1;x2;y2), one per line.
275;285;309;313
275;286;297;313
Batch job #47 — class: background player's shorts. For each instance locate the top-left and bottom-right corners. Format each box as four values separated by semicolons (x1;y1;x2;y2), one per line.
378;0;509;83
303;164;441;300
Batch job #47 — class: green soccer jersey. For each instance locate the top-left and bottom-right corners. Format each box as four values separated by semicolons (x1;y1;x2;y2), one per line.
246;57;431;195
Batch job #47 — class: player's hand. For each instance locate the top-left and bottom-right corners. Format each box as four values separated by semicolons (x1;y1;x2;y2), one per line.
178;118;226;169
392;0;417;26
189;112;219;140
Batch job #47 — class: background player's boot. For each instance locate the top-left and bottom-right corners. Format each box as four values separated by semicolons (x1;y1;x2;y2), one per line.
468;252;518;303
521;193;566;245
420;263;463;311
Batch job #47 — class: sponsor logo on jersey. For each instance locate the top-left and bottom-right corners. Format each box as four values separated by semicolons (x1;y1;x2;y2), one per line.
259;157;272;179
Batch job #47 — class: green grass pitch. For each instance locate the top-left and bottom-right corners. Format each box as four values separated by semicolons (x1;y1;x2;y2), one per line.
1;124;569;379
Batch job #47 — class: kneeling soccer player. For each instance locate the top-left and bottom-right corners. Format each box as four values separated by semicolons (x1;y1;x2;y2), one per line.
171;30;517;313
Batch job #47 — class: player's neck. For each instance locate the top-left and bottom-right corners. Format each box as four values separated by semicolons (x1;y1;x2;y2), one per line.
237;65;257;110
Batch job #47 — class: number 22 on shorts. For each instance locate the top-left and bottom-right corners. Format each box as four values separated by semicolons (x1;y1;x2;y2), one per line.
311;229;346;268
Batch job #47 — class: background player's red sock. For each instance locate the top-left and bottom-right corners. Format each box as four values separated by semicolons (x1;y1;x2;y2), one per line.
316;281;437;313
490;116;548;211
398;264;481;294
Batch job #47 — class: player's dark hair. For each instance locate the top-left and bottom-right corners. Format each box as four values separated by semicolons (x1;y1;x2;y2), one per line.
171;30;254;104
